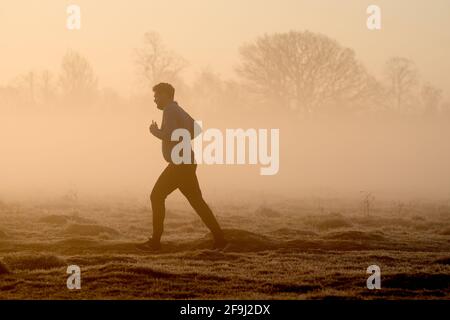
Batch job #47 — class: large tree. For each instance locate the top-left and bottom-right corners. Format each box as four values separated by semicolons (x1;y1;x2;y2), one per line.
236;30;378;115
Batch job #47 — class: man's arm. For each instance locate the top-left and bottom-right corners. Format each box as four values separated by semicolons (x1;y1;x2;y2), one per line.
150;107;178;140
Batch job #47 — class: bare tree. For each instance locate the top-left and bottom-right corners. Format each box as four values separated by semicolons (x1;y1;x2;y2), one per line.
9;70;59;106
135;32;187;88
39;70;56;104
59;50;98;105
361;191;375;217
191;69;248;118
236;30;378;115
384;57;418;112
0;85;23;108
421;83;442;115
13;71;37;104
6;71;39;107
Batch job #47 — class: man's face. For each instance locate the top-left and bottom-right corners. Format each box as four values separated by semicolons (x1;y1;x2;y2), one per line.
153;91;170;110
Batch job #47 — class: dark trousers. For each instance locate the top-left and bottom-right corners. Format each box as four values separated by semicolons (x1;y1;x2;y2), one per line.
150;163;224;243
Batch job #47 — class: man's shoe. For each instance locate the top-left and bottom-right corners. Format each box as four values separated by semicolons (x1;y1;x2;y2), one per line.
212;238;229;250
136;238;161;252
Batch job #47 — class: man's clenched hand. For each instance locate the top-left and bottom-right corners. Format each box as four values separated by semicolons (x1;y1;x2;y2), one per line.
149;120;160;136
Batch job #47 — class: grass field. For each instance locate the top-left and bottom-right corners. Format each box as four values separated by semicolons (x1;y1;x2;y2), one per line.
0;197;449;299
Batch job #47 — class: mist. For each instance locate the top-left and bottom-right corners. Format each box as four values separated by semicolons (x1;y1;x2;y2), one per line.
2;96;450;203
1;1;450;204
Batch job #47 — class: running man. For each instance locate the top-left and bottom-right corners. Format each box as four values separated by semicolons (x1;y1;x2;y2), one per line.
136;83;227;251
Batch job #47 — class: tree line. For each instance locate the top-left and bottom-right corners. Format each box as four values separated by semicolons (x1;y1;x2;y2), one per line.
1;30;448;118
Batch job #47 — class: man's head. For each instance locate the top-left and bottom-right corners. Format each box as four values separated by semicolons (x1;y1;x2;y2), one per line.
153;83;175;110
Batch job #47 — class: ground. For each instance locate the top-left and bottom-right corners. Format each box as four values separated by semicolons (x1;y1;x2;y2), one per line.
0;197;449;299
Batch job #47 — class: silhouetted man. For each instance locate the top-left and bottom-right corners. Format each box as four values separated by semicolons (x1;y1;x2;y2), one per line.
136;83;227;251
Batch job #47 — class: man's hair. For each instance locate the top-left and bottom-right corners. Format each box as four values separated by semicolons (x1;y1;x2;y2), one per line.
152;82;175;99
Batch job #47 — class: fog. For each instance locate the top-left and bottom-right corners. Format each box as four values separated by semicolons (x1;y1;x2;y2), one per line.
2;102;450;203
1;0;450;203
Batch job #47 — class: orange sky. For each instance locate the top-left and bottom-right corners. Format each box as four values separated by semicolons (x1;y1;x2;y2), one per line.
1;1;450;201
1;0;449;96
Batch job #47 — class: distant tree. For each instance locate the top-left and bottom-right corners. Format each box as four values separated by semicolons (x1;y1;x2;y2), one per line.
38;70;57;105
236;30;378;115
421;83;442;115
59;50;98;105
99;87;124;109
384;57;418;111
5;70;59;107
24;72;37;104
5;71;40;107
441;101;450;118
191;69;250;119
135;31;187;88
192;69;225;110
14;71;37;104
0;85;22;108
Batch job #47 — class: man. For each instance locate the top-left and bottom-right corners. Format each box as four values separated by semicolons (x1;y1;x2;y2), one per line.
136;83;227;251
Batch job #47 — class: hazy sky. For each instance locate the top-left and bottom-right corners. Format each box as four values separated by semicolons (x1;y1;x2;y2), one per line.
2;1;450;201
1;0;449;96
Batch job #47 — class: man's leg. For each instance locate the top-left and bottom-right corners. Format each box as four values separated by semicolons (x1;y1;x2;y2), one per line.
178;164;225;242
150;164;179;244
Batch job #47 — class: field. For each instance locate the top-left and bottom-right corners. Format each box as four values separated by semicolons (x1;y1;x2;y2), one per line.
0;197;449;299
